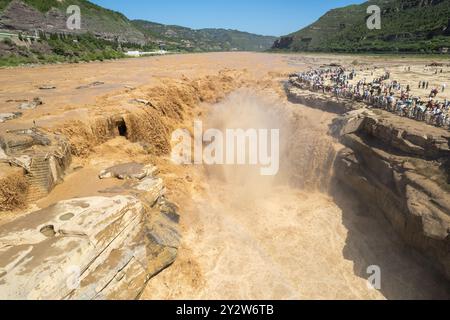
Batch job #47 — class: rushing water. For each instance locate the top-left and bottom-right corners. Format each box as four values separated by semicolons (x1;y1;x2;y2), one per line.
142;90;449;300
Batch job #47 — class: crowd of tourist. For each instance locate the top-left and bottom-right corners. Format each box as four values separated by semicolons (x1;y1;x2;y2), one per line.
290;67;450;130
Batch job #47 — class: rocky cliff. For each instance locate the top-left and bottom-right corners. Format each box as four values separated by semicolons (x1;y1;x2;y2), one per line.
0;0;147;43
0;0;276;51
272;0;450;53
287;84;450;280
0;70;245;299
333;110;450;279
0;164;180;299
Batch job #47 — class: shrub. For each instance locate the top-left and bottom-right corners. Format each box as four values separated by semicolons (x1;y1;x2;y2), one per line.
2;37;13;45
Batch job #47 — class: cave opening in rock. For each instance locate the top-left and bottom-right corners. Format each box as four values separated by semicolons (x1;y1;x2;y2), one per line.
117;119;128;137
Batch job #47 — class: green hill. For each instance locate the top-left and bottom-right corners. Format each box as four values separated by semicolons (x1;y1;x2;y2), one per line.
272;0;450;53
132;20;276;52
0;0;276;66
0;0;275;51
0;0;146;43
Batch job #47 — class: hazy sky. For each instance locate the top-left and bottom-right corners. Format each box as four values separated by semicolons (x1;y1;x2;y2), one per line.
90;0;366;36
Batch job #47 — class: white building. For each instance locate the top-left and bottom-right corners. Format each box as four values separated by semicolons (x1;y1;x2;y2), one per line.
125;50;167;57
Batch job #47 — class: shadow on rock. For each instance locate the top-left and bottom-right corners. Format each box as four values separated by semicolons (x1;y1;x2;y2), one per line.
331;184;450;300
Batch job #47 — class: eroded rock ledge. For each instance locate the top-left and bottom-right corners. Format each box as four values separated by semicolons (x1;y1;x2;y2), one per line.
288;85;450;280
0;71;244;298
0;128;72;209
0;165;180;300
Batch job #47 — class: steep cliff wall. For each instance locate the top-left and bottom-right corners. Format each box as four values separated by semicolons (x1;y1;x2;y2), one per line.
287;84;450;280
332;110;450;279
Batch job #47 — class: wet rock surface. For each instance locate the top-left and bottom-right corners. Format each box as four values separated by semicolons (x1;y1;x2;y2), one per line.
0;124;179;300
329;106;450;280
0;128;72;207
0;125;180;300
0;196;179;299
0;112;22;123
129;98;151;106
0;171;180;299
76;82;105;90
38;85;56;90
286;83;361;114
17;97;43;110
99;163;158;180
0;0;146;44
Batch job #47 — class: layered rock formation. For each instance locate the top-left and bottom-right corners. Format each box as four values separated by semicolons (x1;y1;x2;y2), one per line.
0;164;180;300
286;79;363;114
287;83;450;280
99;163;159;181
332;110;450;280
0;72;241;298
0;0;147;44
0;128;72;208
0;112;21;123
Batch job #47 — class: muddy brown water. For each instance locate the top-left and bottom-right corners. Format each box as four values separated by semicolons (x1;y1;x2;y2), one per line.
2;51;449;298
142;90;449;300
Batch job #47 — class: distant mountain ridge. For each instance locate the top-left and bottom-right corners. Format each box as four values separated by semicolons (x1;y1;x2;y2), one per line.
132;20;277;52
272;0;450;53
0;0;276;51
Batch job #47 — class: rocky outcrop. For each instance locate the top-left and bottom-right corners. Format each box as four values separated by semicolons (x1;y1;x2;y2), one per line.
286;83;362;114
0;164;28;211
286;84;450;280
0;126;180;299
0;0;66;32
0;128;72;206
0;112;21;123
17;97;43;110
99;163;158;181
0;0;146;44
271;36;294;50
0;172;180;299
331;109;450;279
